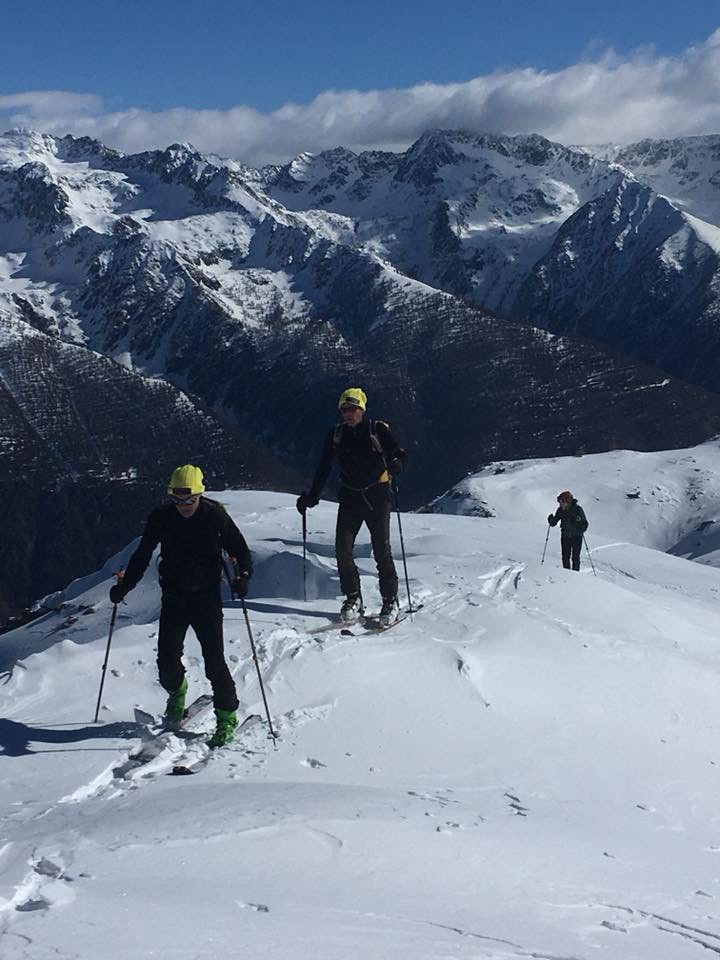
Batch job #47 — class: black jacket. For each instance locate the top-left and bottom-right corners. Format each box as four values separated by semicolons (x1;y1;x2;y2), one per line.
309;418;406;503
122;497;251;595
549;500;588;538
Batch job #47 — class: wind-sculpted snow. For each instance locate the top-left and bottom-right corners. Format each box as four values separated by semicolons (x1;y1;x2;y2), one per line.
4;478;720;958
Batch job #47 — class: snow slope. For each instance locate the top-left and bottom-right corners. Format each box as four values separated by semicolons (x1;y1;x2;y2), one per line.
4;445;720;959
429;439;720;561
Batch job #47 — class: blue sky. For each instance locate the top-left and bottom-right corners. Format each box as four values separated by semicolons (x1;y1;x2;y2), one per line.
2;0;718;112
1;1;719;163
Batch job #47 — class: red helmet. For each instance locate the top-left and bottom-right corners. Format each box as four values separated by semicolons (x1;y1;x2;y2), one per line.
557;490;573;503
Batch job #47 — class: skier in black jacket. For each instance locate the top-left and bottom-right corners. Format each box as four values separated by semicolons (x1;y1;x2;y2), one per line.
297;388;407;625
109;464;252;746
548;490;589;571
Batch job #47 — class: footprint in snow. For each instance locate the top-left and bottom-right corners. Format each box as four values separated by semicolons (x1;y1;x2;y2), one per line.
301;757;327;769
504;791;529;816
16;897;51;912
33;858;69;881
13;857;76;913
237;901;269;913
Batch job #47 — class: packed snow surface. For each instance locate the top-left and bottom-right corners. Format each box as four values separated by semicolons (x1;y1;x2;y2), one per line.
4;442;720;959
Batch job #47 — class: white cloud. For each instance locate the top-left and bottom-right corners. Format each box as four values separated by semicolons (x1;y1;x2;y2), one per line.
2;31;720;166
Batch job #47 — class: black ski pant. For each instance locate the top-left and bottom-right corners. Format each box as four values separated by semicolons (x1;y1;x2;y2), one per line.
335;497;398;601
157;587;238;711
561;536;582;572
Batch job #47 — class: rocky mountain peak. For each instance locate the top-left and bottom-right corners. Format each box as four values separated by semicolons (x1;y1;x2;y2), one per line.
3;159;71;231
395;129;463;186
54;134;122;165
1;127;59;159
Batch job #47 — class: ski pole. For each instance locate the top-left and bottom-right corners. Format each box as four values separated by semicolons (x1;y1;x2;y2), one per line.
240;597;278;744
392;479;414;619
222;557;277;744
302;509;307;602
541;524;551;564
94;571;123;722
583;535;597;577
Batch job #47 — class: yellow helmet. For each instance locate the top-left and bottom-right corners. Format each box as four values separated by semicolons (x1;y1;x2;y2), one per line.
338;387;367;411
168;464;205;495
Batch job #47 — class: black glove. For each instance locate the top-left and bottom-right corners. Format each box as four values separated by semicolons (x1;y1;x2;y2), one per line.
547;514;555;525
232;571;250;599
388;457;404;477
109;583;127;604
296;491;319;514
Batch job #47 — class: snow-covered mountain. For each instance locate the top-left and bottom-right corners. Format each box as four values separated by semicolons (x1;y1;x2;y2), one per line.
513;175;720;390
600;135;720;226
2;126;719;482
257;129;720;391
255;129;623;314
5;442;720;958
4;127;720;619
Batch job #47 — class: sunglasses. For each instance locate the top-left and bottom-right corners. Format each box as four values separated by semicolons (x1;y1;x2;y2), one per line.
170;494;200;505
340;404;362;413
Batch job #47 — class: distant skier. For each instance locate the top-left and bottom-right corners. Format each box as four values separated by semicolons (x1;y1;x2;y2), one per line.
108;465;252;746
296;388;408;625
547;490;588;571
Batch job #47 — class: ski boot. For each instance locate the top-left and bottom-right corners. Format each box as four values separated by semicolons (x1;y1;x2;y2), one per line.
164;676;188;729
379;596;400;627
340;593;363;622
209;709;238;748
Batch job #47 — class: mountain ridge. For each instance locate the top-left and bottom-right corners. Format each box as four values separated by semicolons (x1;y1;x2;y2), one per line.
4;126;720;619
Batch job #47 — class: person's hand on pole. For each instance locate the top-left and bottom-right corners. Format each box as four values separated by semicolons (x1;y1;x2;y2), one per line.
109;570;126;604
296;491;319;514
232;570;251;599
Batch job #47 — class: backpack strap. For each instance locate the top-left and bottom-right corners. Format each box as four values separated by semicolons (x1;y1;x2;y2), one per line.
370;420;390;483
369;419;387;455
